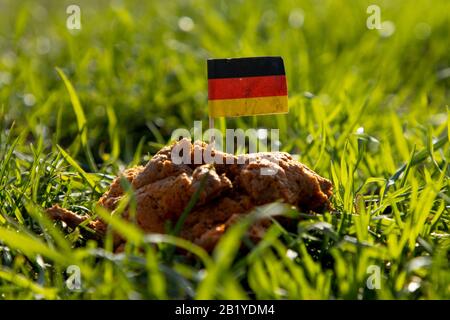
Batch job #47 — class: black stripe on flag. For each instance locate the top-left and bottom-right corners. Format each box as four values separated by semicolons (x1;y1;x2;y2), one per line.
207;56;285;79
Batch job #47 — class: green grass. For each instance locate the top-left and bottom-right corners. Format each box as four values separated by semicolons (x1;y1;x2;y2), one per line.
0;0;449;299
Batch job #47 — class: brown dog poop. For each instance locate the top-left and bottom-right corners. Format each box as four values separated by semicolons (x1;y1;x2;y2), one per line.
47;138;333;252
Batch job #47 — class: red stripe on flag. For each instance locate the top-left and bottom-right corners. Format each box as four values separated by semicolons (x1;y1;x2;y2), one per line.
208;75;287;100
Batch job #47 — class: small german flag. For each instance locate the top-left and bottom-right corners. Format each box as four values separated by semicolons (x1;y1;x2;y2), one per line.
207;56;288;118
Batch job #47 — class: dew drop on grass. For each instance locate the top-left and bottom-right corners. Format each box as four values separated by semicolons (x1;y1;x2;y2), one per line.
23;93;36;107
196;269;207;281
303;91;314;99
288;9;304;29
378;21;396;38
286;249;298;260
178;16;194;32
407;278;421;293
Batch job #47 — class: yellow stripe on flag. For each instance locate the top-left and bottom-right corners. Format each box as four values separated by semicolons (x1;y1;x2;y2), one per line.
208;96;288;118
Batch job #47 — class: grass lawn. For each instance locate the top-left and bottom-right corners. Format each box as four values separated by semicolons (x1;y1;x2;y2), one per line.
0;0;449;299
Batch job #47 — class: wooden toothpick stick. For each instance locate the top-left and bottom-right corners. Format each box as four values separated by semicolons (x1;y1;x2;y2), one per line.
209;116;215;145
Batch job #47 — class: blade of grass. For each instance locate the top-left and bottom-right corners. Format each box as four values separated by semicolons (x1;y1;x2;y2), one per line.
55;67;97;171
57;145;100;193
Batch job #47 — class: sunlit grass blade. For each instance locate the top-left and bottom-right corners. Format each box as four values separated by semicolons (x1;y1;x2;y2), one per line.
55;67;97;171
55;67;86;145
0;268;58;299
0;225;68;264
56;145;100;193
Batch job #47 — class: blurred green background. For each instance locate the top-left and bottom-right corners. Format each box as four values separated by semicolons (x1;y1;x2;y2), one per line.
0;0;449;300
1;0;448;163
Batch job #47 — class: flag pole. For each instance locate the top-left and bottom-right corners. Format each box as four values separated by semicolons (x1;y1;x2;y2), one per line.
209;116;215;145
